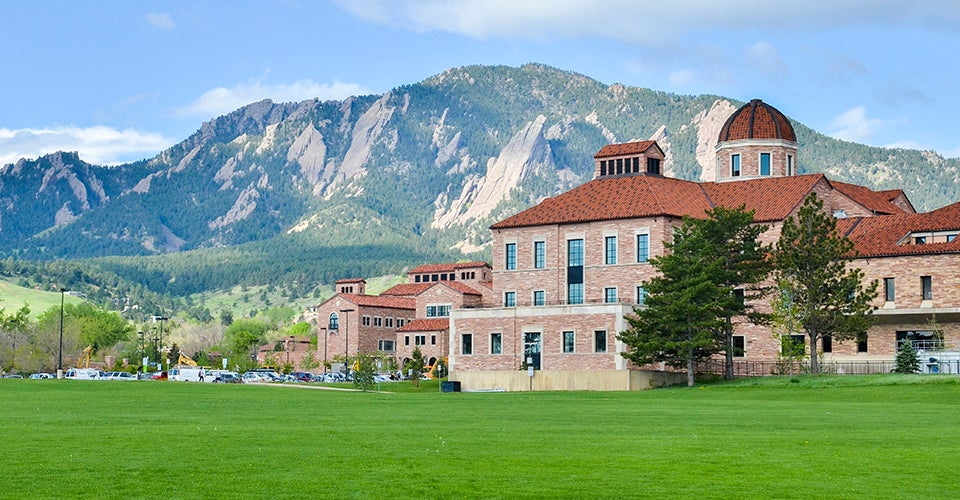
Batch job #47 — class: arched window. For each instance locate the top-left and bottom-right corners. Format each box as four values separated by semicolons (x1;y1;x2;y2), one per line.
329;312;339;330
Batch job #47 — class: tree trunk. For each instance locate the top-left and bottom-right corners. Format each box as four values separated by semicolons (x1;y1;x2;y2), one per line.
724;318;734;380
809;332;819;374
687;350;695;387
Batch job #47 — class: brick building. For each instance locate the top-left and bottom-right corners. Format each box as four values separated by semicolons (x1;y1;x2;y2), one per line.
448;99;960;390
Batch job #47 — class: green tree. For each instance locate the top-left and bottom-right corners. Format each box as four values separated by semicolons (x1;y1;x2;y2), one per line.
352;352;376;392
406;347;425;388
225;319;268;361
894;340;921;374
688;205;773;380
619;219;728;387
773;193;878;374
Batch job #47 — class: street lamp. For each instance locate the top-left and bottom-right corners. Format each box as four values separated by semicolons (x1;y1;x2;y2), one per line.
154;315;168;365
340;308;354;371
138;331;145;376
57;288;66;376
320;326;328;373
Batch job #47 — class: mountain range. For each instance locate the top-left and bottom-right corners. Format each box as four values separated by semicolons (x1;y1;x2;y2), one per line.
3;63;958;303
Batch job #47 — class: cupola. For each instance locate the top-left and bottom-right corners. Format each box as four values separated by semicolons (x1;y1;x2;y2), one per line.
714;99;798;182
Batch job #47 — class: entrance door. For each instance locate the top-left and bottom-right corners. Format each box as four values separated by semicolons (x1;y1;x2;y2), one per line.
524;333;542;370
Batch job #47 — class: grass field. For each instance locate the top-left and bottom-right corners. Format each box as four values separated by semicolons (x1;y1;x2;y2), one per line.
0;279;83;319
2;375;959;499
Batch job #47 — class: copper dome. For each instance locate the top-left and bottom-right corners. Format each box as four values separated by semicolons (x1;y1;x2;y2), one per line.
718;99;796;143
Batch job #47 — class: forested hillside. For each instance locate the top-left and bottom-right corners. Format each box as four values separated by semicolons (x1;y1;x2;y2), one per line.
1;63;958;310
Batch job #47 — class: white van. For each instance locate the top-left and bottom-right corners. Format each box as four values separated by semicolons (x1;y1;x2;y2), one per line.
64;368;102;380
168;367;214;382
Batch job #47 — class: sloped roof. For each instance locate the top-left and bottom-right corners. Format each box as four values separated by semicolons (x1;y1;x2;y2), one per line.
831;181;907;215
337;293;415;310
408;261;490;274
594;140;660;159
491;175;713;229
702;174;827;222
380;283;433;296
398;318;450;332
840;201;960;257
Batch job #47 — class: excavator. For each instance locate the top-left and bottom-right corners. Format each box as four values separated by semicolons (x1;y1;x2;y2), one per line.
76;346;93;368
424;357;447;380
177;353;198;367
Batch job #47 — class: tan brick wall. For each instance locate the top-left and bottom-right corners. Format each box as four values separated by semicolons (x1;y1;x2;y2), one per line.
715;140;797;180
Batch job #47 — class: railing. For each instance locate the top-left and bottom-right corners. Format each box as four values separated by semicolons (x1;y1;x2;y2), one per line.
697;358;960;376
461;298;642;309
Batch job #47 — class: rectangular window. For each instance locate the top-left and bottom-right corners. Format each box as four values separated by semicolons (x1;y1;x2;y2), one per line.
462;334;473;355
605;236;617;265
760;153;771;175
921;276;932;300
636;234;649;263
431;335;436;345
948;234;957;242
534;240;545;269
567;238;584;305
504;291;516;307
505;243;517;270
604;287;617;303
415;335;426;346
884;278;895;302
857;334;868;353
783;335;805;357
567;283;584;305
732;336;745;357
378;340;395;352
733;288;745;307
594;330;607;353
647;157;660;175
426;305;451;317
787;155;794;176
563;331;575;353
404;335;410;346
385;317;394;328
567;239;584;267
533;290;545;306
396;318;405;328
491;333;502;355
373;317;383;327
915;236;926;244
636;285;647;305
731;154;741;177
822;336;832;353
600;160;607;176
362;316;371;326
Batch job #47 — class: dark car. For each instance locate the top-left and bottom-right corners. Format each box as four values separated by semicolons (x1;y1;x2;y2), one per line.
288;372;315;383
150;371;168;380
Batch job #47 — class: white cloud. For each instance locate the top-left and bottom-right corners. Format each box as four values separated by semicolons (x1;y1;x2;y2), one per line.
828;107;885;143
0;126;175;166
746;41;787;76
176;79;370;118
146;12;175;30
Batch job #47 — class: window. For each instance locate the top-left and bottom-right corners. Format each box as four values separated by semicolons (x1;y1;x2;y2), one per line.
414;275;421;283
636;285;647;305
328;313;339;330
636;234;649;263
426;305;450;317
605;236;617;264
857;334;868;353
604;287;617;303
915;236;926;244
600;160;607;176
884;278;895;302
787;155;794;176
732;336;745;357
949;234;957;242
921;276;933;300
415;335;426;346
396;318;405;328
462;334;473;355
404;335;410;346
731;154;741;177
378;340;395;352
647;157;661;175
373;317;382;327
563;331;575;353
567;239;584;305
534;241;545;269
505;243;517;270
783;335;805;357
504;291;516;307
733;288;745;307
594;330;607;353
822;336;832;354
362;316;371;326
431;335;436;345
760;153;771;175
533;290;545;306
491;333;502;354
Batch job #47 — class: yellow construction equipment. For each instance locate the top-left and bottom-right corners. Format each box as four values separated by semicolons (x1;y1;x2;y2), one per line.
424;357;447;380
177;353;198;367
76;346;93;368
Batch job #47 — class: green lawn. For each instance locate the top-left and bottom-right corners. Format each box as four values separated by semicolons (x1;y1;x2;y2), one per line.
0;279;83;319
2;376;959;499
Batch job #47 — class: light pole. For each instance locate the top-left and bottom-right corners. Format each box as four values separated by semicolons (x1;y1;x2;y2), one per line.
57;288;65;377
340;308;354;372
154;315;168;365
320;326;328;373
138;331;145;376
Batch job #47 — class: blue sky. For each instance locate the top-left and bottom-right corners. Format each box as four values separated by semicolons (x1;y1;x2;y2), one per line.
2;0;960;166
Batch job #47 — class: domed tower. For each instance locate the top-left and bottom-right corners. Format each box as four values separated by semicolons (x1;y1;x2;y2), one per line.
715;99;798;182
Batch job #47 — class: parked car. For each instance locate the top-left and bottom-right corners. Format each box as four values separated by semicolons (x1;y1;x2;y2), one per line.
3;374;23;378
288;372;314;383
29;373;54;379
149;371;168;380
103;371;137;381
241;372;267;383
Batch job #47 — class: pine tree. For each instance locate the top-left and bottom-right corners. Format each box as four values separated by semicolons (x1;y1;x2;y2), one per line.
894;340;921;374
773;194;878;374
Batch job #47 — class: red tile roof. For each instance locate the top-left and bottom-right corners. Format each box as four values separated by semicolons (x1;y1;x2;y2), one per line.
338;293;415;310
380;283;433;296
491;175;713;229
397;318;450;332
719;99;796;142
335;278;366;284
407;261;490;274
594;140;660;159
831;181;906;215
703;175;828;222
840;201;960;257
